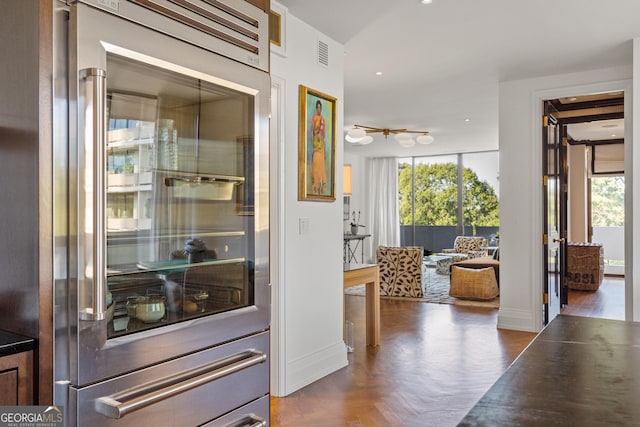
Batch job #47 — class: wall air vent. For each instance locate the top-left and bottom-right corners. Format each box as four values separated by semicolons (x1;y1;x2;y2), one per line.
317;39;329;67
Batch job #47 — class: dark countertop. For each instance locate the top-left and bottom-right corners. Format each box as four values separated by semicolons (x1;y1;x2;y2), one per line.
0;329;35;357
458;315;640;426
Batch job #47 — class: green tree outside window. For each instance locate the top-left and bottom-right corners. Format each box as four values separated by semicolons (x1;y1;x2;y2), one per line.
591;176;624;227
399;162;499;232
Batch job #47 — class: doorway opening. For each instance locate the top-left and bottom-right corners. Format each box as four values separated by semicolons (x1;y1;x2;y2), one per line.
543;92;625;323
590;175;625;276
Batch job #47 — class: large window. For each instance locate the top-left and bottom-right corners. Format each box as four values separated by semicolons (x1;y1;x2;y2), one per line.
591;176;624;275
461;151;500;234
399;151;499;251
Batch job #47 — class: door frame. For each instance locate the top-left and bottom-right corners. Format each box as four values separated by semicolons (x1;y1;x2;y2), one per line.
542;102;568;325
269;75;287;396
531;79;633;329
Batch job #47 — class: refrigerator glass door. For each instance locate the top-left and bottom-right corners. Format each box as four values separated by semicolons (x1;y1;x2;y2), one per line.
67;2;269;386
104;53;256;338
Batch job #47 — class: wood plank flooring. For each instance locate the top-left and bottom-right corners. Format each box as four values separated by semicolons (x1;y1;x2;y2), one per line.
561;276;625;320
270;276;624;426
271;298;536;426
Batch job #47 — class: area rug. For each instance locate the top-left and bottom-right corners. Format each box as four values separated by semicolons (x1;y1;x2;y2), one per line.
344;265;499;309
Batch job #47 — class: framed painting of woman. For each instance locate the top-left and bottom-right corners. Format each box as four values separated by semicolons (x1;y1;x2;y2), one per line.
298;85;337;201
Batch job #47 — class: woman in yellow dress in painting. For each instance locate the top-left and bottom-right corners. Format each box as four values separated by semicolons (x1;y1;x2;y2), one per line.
310;100;327;194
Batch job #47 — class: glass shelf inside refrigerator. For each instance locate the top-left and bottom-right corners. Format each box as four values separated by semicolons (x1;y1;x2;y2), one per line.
106;259;253;338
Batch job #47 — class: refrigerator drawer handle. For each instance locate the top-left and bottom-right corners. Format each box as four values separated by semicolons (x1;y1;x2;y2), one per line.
245;417;267;427
224;415;267;427
95;350;267;419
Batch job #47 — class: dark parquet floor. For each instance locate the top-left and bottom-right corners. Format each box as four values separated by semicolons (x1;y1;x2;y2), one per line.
561;275;625;320
271;276;624;426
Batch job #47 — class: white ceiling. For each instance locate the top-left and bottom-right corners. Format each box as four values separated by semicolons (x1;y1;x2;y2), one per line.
276;0;640;158
568;119;624;142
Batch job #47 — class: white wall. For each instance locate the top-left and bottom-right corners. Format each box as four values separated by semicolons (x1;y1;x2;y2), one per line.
268;16;640;397
270;3;347;396
343;153;372;260
498;65;634;332
568;144;588;242
632;37;640;320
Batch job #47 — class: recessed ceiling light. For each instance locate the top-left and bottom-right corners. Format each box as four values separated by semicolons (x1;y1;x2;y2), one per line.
420;0;433;4
375;71;383;76
611;134;617;138
464;118;471;122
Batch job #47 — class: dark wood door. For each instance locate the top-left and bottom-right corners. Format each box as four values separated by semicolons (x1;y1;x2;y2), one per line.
542;101;568;325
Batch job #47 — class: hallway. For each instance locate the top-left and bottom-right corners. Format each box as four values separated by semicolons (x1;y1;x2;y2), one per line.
271;275;626;426
561;276;625;320
271;298;535;426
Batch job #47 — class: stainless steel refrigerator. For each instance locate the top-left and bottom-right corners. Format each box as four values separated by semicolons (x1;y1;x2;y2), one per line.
46;0;270;425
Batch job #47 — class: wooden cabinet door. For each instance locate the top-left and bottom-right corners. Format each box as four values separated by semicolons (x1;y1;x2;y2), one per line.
0;369;18;405
0;351;33;405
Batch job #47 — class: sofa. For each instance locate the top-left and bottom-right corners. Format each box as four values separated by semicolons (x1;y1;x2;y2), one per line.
376;246;423;297
441;236;489;259
435;236;489;274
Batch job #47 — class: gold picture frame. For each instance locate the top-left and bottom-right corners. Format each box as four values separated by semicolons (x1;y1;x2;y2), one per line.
298;85;337;201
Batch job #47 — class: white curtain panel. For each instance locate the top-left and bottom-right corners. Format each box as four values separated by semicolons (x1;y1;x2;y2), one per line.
366;157;400;261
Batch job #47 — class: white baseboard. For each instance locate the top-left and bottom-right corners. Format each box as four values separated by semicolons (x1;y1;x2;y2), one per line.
497;307;540;333
605;265;624;275
283;341;348;396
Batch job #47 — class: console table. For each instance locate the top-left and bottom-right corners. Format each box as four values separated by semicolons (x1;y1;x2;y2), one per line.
343;234;371;263
343;263;380;347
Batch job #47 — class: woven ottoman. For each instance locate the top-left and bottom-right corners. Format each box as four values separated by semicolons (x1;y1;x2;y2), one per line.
449;266;499;300
450;256;499;285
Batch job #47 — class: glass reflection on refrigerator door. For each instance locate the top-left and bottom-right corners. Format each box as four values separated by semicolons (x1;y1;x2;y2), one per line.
104;53;255;338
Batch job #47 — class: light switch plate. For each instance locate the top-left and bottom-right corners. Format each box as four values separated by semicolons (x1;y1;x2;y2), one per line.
299;217;310;235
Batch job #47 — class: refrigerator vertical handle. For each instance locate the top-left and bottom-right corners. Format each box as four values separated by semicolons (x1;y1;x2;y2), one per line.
79;68;107;321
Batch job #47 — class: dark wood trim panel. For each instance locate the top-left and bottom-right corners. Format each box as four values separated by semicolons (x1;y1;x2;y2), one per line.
245;0;269;12
37;0;54;405
568;138;624;146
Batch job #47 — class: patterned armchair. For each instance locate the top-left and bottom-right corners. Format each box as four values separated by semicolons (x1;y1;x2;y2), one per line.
434;236;488;275
441;236;489;259
376;246;423;297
